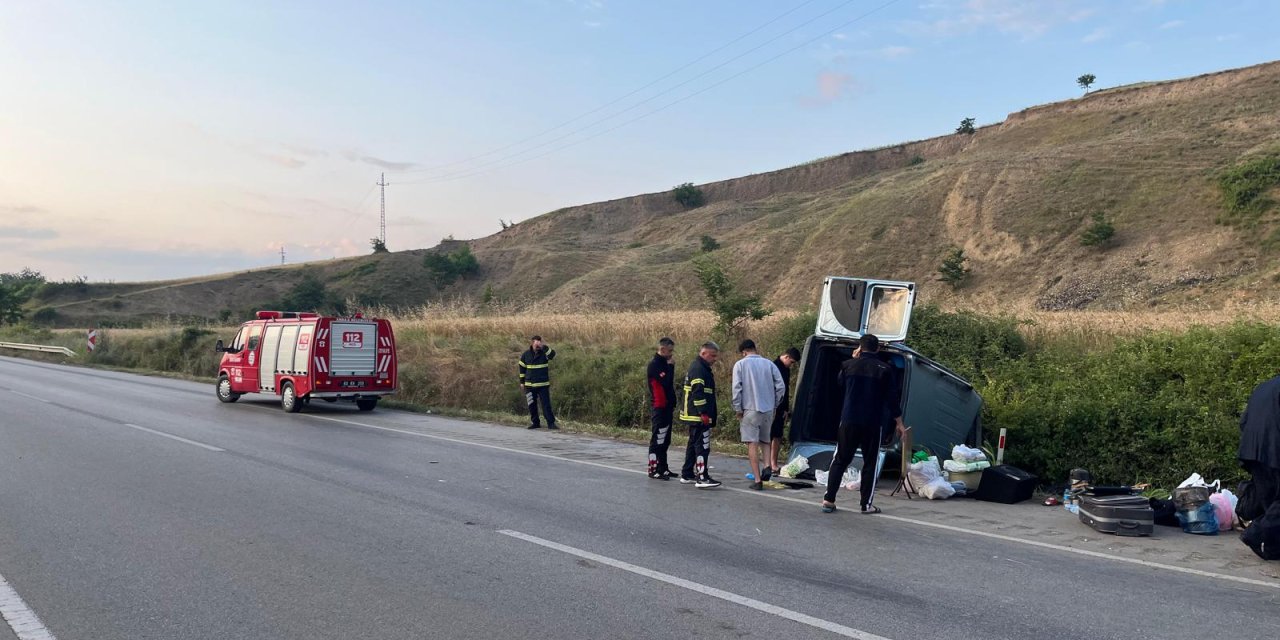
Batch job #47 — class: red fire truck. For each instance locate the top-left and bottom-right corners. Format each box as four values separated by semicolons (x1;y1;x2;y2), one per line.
215;311;397;412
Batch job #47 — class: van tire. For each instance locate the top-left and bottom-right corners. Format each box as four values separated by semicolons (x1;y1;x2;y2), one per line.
356;397;378;412
281;382;302;413
216;375;240;403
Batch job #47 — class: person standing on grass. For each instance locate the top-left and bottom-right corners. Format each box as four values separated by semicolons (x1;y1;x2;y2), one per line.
732;339;786;490
679;342;722;488
822;334;906;514
768;347;802;477
646;337;677;480
519;335;558;430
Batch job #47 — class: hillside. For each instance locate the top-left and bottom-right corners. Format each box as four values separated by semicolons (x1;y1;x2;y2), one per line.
30;60;1280;326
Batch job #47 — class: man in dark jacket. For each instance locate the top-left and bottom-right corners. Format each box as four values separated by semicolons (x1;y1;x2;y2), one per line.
518;335;557;430
768;347;802;477
679;342;722;488
647;337;677;480
822;335;905;514
1239;375;1280;519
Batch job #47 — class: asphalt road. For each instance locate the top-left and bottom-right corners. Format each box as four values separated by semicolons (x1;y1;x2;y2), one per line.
1;355;1278;640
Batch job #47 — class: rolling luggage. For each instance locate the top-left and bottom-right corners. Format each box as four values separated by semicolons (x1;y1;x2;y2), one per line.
1079;494;1154;537
973;464;1037;504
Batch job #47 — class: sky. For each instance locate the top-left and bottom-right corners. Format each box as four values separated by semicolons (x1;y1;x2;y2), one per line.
1;0;1278;282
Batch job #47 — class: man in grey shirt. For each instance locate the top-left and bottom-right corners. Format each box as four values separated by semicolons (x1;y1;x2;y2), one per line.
732;339;786;490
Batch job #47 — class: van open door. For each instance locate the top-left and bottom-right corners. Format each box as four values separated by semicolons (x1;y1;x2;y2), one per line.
815;276;915;343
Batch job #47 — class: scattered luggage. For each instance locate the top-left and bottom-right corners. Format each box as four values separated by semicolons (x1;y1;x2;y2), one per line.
1149;498;1180;527
1173;485;1218;535
1236;480;1265;523
1240;501;1280;561
1078;494;1155;537
973;465;1037;504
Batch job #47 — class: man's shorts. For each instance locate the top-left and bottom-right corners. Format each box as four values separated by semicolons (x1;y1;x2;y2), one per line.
770;409;787;441
739;410;774;444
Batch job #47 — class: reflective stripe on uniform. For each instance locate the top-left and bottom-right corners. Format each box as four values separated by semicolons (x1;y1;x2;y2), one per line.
524;381;551;388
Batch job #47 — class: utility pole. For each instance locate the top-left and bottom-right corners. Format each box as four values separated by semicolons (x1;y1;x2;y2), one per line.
280;246;286;265
377;172;389;246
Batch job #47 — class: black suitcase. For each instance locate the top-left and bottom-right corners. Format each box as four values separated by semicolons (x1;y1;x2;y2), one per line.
973;465;1037;504
1079;494;1154;537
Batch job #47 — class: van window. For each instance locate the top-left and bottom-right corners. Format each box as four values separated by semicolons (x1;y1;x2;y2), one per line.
230;328;246;351
866;286;911;338
247;325;263;351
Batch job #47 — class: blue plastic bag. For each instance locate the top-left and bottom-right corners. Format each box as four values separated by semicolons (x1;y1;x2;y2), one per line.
1177;501;1219;535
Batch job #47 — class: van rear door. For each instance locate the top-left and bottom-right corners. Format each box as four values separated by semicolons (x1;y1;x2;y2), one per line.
815;276;915;342
330;321;378;376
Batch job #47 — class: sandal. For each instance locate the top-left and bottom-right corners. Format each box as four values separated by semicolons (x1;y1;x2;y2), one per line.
821;501;837;513
861;505;882;515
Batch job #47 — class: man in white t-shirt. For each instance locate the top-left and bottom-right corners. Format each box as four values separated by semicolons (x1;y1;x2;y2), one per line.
731;339;786;491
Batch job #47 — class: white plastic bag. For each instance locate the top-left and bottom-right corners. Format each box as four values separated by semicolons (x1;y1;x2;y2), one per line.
919;478;956;500
779;456;809;479
951;445;987;463
908;457;942;491
815;469;829;486
1177;473;1221;491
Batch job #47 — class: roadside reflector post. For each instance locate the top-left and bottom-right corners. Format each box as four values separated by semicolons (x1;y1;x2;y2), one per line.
996;428;1007;465
87;328;98;353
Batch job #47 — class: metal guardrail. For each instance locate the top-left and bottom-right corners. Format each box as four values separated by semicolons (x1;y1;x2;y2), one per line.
0;342;76;357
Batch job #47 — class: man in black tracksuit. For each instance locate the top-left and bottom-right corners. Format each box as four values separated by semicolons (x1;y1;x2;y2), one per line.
647;337;677;479
518;335;557;430
823;334;905;514
679;342;722;488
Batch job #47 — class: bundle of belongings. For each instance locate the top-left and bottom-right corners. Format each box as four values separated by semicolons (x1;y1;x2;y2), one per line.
1077;472;1242;538
943;445;990;496
907;454;954;500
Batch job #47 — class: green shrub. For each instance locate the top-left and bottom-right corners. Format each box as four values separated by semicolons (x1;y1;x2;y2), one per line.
906;305;1027;382
1217;152;1280;226
673;182;706;208
699;235;721;253
693;255;771;335
908;155;925;166
29;307;59;326
938;247;971;289
956;117;976;135
423;246;480;285
1080;212;1116;248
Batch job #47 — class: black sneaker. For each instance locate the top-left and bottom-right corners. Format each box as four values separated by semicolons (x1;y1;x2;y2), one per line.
527;424;541;430
751;481;764;491
648;470;671;481
760;467;773;482
679;476;698;485
547;424;559;430
696;476;722;489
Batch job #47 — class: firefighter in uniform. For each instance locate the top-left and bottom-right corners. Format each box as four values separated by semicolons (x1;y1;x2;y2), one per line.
679;341;722;488
518;335;558;430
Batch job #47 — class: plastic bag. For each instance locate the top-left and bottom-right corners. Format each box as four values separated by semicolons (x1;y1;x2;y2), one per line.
1177;473;1221;491
919;478;956;500
1208;493;1234;531
907;457;942;491
951;445;987;463
779;456;809;479
1176;501;1219;535
816;468;857;488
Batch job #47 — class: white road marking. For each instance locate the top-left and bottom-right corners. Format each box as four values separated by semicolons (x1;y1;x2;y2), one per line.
0;571;57;640
298;410;1280;590
498;529;889;640
122;423;224;452
6;390;49;404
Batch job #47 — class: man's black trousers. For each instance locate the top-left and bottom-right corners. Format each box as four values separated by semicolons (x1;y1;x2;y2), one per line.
527;386;556;427
648;408;674;474
824;421;882;509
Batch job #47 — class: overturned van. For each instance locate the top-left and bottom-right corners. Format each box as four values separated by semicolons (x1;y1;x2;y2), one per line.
787;277;983;471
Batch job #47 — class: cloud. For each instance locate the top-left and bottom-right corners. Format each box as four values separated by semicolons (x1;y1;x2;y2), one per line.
1159;19;1184;29
360;156;418;171
259;153;308;169
876;45;914;59
905;0;1097;40
1;205;47;215
0;226;58;240
583;20;602;28
799;72;856;108
280;143;328;158
1081;27;1110;43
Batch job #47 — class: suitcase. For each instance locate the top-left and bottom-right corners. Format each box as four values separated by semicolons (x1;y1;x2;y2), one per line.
1079;494;1154;537
973;465;1037;504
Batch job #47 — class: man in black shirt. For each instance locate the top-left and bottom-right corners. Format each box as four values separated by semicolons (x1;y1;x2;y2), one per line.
768;347;801;477
822;335;905;514
646;337;677;480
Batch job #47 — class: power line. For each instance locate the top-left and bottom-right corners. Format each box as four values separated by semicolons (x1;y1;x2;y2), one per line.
394;0;825;176
400;0;902;186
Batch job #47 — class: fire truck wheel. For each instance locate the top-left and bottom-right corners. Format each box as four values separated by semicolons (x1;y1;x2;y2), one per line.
216;375;240;403
356;397;378;412
281;382;302;413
